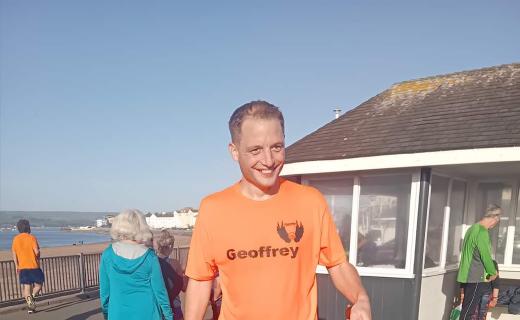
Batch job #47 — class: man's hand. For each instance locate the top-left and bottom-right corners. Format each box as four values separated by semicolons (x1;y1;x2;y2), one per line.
328;262;371;320
488;297;498;308
350;296;371;320
487;274;498;281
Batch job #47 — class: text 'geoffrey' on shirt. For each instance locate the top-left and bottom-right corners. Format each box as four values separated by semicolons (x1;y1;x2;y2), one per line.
227;246;299;260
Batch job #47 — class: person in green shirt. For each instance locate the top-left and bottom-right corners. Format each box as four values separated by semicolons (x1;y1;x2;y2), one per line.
457;204;501;320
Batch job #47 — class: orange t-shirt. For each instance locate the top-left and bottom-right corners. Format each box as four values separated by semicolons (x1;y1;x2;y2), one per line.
186;179;347;320
12;233;40;269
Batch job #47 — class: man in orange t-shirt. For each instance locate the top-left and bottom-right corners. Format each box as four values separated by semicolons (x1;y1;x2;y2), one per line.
185;101;371;320
11;219;45;313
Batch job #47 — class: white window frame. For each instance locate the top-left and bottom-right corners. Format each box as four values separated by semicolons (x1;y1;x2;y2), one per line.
504;180;519;267
423;171;468;275
472;179;520;268
305;169;421;279
303;174;356;252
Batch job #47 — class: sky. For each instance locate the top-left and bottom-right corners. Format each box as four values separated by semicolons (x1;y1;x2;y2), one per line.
1;1;519;212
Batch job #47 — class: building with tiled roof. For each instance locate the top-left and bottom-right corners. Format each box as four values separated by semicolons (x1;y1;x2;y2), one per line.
282;63;520;320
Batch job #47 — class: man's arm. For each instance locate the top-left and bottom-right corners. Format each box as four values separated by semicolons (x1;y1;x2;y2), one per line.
33;239;40;264
11;249;19;272
477;231;496;276
489;288;499;308
185;278;212;320
328;262;371;320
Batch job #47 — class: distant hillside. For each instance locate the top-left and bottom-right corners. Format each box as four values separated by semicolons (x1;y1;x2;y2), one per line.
0;211;116;227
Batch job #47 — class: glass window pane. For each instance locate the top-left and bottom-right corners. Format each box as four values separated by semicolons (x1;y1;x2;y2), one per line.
308;178;353;252
357;174;411;269
476;183;513;264
424;175;449;269
446;180;466;265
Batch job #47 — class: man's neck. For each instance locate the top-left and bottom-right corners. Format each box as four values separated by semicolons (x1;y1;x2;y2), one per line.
479;220;491;229
239;179;281;201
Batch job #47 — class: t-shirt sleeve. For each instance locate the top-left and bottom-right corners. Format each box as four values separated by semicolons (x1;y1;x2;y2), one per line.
31;236;38;252
185;200;217;281
477;230;497;276
11;236;18;252
317;195;347;267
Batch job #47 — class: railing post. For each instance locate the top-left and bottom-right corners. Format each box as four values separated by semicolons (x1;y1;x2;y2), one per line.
78;253;86;294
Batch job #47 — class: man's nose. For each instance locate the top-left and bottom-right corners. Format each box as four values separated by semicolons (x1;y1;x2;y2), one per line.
261;149;274;167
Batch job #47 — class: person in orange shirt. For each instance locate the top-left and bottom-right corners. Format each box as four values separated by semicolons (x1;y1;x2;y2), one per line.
11;219;45;313
185;101;371;320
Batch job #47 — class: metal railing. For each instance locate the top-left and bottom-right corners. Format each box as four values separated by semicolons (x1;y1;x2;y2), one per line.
0;245;190;306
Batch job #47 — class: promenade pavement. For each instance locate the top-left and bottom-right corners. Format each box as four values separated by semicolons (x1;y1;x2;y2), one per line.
1;291;214;320
1;293;103;320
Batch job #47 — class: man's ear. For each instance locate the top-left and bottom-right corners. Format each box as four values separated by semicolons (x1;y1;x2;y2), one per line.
229;142;239;161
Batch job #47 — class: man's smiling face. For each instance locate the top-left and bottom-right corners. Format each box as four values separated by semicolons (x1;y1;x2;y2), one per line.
229;117;285;198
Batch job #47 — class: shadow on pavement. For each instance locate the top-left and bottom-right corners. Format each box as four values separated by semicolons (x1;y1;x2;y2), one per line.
41;296;99;313
65;307;102;320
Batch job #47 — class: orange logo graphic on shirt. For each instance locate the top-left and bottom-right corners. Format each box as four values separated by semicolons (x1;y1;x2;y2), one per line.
277;221;304;243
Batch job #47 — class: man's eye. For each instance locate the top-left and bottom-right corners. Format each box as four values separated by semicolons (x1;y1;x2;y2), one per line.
250;149;261;155
272;146;283;152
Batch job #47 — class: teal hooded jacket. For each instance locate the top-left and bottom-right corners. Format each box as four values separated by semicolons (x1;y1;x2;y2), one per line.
99;244;173;320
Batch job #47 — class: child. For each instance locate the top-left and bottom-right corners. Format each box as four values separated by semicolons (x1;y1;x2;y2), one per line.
11;219;45;313
153;229;188;320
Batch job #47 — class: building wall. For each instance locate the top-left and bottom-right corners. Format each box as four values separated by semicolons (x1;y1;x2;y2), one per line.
418;271;458;320
316;274;414;320
146;213;196;229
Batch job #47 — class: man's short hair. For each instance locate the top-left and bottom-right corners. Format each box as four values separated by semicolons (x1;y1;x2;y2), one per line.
484;204;502;218
228;100;285;143
110;209;153;244
16;219;31;233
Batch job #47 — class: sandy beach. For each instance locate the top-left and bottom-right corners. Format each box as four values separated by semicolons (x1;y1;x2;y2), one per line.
0;230;192;261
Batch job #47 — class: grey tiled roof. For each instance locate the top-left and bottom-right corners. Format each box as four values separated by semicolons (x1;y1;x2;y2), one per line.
286;63;520;163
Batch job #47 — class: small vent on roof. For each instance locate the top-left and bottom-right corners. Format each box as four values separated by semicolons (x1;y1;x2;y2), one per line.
333;108;342;119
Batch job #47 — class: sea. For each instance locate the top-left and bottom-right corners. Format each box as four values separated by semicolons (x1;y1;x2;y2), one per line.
0;228;111;251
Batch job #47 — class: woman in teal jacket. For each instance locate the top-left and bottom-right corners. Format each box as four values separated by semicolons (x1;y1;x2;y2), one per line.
99;209;173;320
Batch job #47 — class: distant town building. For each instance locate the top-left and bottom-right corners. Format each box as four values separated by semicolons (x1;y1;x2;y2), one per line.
96;215;115;228
145;207;198;229
105;215;115;226
96;219;106;228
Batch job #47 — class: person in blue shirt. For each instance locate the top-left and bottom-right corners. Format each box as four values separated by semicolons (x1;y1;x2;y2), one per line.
99;209;173;320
